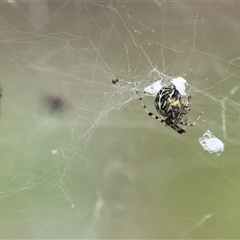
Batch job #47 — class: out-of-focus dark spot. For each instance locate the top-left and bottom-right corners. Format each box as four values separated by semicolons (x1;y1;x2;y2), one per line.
42;94;69;113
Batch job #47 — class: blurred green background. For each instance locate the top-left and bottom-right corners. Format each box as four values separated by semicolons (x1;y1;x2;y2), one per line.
0;1;240;238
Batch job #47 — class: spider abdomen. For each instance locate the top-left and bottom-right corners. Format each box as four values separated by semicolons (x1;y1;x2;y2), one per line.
155;85;181;118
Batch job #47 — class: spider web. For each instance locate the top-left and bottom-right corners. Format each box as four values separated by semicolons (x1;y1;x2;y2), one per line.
0;1;240;238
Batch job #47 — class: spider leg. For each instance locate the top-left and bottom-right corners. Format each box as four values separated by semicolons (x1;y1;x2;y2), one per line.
169;124;185;134
178;109;206;127
136;91;166;125
183;112;188;131
165;117;185;134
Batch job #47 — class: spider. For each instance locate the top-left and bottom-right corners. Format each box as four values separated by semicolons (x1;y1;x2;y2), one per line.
136;84;205;134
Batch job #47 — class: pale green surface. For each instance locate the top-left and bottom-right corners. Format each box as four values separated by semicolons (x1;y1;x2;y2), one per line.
0;1;240;238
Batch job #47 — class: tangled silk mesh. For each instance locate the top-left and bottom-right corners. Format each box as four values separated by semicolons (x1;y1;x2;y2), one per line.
1;1;240;239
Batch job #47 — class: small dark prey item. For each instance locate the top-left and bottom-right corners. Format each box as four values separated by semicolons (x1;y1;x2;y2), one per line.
112;76;119;84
